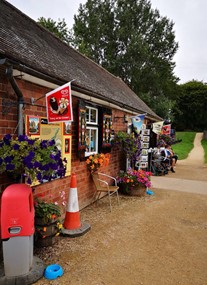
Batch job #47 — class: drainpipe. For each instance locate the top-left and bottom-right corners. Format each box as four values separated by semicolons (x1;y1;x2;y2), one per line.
5;65;24;136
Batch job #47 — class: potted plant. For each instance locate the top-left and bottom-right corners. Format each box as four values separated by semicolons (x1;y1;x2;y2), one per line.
34;197;64;247
113;131;141;166
116;168;152;196
0;134;67;185
86;153;110;173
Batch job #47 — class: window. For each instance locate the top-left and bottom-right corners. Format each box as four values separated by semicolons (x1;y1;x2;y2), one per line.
86;106;98;124
85;106;98;156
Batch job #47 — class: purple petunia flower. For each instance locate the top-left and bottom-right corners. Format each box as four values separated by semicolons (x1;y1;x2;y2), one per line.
25;162;33;169
48;139;55;146
4;156;13;163
26;177;32;185
40;140;47;148
34;161;41;168
36;172;42;181
18;135;28;142
6;164;15;170
13;143;20;150
28;139;35;145
3;134;11;145
50;153;55;159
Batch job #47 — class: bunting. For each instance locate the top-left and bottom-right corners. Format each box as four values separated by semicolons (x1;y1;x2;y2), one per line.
152;121;164;135
161;124;171;135
131;114;145;134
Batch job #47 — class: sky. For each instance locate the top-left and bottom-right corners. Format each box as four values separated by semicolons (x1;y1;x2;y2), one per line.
6;0;207;84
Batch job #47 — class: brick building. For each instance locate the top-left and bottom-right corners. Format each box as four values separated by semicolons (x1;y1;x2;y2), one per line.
0;0;160;209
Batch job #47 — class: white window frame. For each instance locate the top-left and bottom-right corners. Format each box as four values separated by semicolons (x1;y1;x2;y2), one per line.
85;126;98;156
86;106;98;125
85;106;99;157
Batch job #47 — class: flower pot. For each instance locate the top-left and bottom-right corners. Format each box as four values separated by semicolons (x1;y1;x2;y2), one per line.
129;185;146;197
118;183;146;197
35;216;57;226
35;218;60;247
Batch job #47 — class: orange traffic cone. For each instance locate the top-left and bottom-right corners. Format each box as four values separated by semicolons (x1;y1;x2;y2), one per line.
62;173;91;237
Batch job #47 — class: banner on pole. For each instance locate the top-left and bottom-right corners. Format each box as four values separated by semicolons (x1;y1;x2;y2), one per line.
161;124;171;135
131;114;145;134
46;82;73;123
152;121;164;135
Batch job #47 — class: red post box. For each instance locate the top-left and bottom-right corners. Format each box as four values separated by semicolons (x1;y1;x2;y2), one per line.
1;184;34;239
1;184;34;277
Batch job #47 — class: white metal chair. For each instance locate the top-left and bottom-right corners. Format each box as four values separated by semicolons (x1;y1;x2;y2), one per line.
91;172;120;212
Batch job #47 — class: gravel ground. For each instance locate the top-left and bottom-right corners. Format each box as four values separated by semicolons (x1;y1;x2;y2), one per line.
34;133;207;285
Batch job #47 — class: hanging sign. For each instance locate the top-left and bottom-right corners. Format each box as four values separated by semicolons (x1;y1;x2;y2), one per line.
152;121;164;135
46;82;73;123
161;124;171;135
131;114;145;134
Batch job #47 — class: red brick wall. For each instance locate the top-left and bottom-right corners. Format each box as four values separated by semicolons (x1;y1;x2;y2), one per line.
0;68;128;209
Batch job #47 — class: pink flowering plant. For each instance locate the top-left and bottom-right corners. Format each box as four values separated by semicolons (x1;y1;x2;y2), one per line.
34;191;67;221
116;168;152;193
0;134;67;185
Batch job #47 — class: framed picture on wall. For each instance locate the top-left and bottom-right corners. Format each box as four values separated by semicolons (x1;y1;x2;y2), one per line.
26;115;40;135
63;122;72;135
65;138;70;154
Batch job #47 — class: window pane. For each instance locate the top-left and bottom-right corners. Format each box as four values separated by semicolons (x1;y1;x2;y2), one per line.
86;109;89;122
90;129;97;152
90;109;97;123
85;127;98;155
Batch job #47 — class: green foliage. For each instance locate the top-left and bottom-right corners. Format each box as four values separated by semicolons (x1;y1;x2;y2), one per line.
174;81;207;131
201;138;207;164
34;198;61;220
0;134;67;184
172;132;196;160
113;131;141;163
37;17;72;44
72;0;179;117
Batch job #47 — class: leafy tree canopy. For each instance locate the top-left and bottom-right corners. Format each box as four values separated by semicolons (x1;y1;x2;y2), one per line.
174;81;207;131
72;0;179;117
37;17;72;44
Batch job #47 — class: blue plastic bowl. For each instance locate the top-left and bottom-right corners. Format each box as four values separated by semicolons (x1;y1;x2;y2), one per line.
44;264;63;280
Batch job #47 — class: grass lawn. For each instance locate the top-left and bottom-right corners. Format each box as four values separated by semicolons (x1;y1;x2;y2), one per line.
172;132;196;160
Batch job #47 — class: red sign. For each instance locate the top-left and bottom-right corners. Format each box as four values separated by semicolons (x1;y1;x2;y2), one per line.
46;82;73;123
161;124;171;135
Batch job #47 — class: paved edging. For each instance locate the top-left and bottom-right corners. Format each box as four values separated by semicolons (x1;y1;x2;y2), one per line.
151;176;207;195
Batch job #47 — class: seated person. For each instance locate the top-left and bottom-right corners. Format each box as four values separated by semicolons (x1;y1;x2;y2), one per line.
161;144;176;173
168;145;178;165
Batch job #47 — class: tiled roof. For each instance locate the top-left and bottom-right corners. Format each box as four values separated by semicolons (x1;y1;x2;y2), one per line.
0;0;161;120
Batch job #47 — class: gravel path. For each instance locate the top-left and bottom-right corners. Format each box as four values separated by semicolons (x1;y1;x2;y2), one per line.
34;133;207;285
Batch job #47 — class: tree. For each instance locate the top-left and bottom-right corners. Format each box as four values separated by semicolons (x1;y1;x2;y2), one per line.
37;17;72;44
72;0;179;116
174;81;207;131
